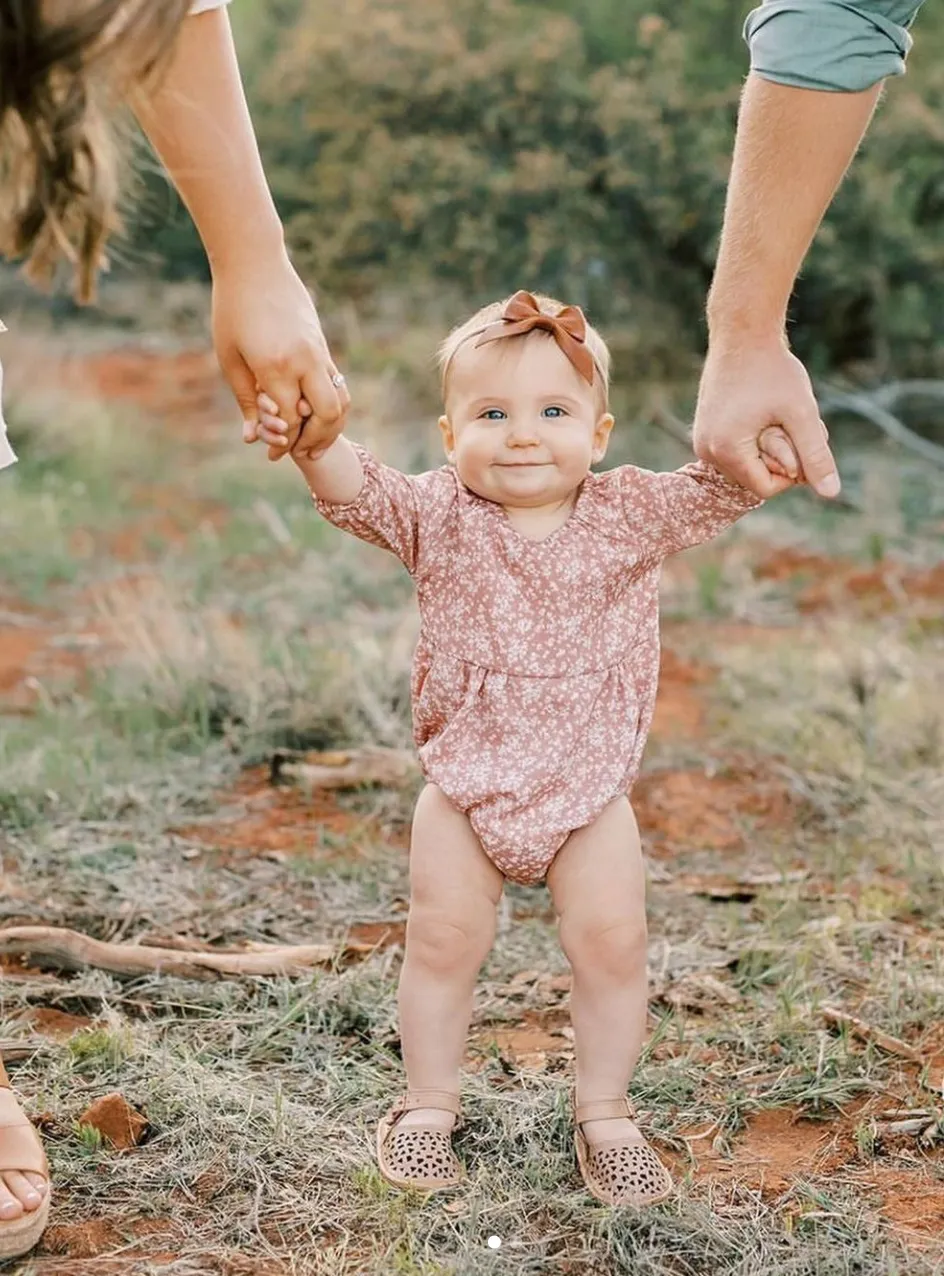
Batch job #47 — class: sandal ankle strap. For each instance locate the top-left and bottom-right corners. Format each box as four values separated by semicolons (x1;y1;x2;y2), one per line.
393;1089;462;1117
575;1096;635;1124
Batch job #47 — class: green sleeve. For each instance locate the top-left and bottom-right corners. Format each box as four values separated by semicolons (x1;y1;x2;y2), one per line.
744;0;924;92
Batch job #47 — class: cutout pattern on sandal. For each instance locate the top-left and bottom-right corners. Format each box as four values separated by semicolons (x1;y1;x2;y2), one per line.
587;1141;672;1204
384;1128;460;1185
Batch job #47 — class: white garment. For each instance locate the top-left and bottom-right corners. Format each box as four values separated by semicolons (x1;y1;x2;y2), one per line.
0;0;232;473
0;325;15;471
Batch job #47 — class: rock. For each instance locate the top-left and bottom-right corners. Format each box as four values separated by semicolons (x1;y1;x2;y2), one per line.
78;1093;148;1150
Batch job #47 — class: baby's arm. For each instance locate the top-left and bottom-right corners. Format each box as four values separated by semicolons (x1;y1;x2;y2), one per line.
654;461;762;556
256;391;453;575
257;391;362;502
620;424;801;558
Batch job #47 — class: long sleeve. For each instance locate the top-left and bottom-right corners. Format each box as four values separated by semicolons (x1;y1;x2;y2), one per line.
619;462;762;559
744;0;924;92
312;444;456;575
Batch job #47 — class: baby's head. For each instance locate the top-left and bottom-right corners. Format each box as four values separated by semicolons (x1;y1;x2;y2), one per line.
437;291;614;508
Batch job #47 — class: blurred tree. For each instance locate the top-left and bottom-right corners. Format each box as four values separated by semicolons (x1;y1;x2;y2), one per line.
126;0;944;377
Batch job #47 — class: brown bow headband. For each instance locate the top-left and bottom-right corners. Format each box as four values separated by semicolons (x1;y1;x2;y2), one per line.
473;290;596;385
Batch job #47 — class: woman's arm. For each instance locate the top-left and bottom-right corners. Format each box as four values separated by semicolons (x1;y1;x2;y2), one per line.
693;0;924;500
131;6;349;451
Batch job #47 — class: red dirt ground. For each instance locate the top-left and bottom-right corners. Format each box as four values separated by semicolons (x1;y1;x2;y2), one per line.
680;1102;944;1249
58;348;233;435
42;1214;183;1262
18;1007;96;1040
0;621;98;710
650;646;712;739
634;761;798;854
172;764;408;864
755;546;944;616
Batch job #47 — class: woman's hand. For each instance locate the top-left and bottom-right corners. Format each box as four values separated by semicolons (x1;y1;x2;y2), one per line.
255;391;332;463
211;249;350;459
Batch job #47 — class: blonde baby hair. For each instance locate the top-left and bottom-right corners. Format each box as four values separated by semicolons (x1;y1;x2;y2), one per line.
438;292;612;412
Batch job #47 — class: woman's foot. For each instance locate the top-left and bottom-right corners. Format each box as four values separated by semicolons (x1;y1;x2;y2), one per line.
0;1068;52;1260
0;1090;48;1218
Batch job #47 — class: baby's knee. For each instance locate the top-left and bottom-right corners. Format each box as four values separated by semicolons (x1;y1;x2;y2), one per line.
405;906;495;977
560;911;648;981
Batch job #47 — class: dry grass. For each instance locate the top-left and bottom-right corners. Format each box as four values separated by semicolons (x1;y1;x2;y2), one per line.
0;314;942;1275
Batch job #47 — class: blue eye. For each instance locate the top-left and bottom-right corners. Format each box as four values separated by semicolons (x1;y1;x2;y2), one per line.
480;408;506;421
543;405;566;418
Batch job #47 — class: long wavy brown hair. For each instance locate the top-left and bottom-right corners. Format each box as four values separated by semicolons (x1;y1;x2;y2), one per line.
0;0;191;303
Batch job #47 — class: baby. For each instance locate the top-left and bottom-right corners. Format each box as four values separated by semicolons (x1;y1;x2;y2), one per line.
257;291;797;1207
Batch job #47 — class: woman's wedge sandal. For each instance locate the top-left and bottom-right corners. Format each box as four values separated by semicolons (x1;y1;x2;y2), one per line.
573;1094;673;1208
376;1089;464;1192
0;1058;51;1260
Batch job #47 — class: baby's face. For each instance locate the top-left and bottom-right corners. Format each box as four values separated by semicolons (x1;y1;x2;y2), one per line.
439;337;613;508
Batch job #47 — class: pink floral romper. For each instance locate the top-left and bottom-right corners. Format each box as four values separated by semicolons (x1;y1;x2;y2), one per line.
314;445;760;884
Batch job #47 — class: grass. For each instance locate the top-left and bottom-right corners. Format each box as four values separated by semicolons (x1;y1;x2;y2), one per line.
0;312;942;1274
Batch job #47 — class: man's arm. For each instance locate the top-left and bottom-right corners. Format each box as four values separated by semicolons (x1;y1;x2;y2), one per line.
130;6;348;449
706;76;881;347
693;0;924;500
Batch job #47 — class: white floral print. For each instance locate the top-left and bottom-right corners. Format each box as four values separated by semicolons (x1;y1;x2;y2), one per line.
314;445;760;884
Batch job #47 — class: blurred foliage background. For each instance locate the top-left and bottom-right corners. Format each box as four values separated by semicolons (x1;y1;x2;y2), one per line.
128;0;944;381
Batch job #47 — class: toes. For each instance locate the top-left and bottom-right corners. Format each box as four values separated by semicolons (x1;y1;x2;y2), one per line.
25;1172;48;1198
0;1181;24;1221
4;1171;44;1211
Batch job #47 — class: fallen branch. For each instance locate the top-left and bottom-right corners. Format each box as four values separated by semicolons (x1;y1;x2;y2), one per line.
0;927;369;981
651;400;692;449
877;1117;935;1137
270;746;419;790
818;384;944;468
821;1005;922;1062
0;1038;52;1062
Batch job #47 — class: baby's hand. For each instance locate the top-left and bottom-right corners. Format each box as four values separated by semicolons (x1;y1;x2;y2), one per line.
758;425;803;482
256;392;331;462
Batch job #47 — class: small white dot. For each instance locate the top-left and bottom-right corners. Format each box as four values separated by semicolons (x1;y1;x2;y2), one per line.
487;1235;502;1250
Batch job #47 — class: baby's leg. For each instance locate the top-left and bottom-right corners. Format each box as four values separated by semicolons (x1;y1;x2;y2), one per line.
546;797;649;1146
396;784;504;1132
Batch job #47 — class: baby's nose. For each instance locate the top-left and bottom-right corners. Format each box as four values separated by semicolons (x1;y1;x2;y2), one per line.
505;421;540;445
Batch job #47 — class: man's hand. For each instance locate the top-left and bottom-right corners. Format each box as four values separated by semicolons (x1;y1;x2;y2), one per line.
693;338;840;499
212;250;350;460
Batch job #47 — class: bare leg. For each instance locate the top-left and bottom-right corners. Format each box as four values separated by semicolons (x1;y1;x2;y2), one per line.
546;797;649;1148
396;784;504;1133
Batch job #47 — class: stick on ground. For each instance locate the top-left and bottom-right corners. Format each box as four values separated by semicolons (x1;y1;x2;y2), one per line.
0;927;360;981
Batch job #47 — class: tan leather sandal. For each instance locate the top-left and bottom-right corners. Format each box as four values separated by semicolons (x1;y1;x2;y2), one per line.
573;1093;672;1208
0;1058;51;1260
376;1089;464;1192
